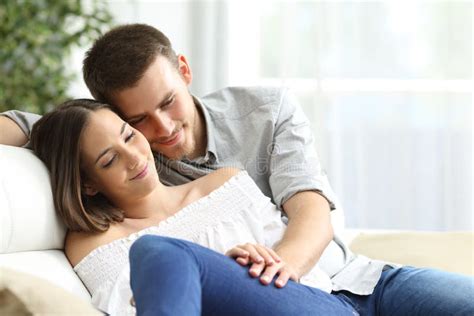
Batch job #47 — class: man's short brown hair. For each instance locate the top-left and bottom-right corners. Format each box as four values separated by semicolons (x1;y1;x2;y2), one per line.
83;24;179;103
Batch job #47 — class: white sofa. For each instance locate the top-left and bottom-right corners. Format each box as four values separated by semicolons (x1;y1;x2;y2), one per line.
0;144;472;314
0;144;101;314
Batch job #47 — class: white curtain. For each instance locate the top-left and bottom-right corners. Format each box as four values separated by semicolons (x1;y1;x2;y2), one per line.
224;0;473;231
71;0;472;231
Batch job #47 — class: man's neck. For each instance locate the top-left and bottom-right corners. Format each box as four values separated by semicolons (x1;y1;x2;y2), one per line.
188;100;207;160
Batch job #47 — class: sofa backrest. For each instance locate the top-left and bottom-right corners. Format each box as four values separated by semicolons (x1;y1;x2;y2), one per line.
0;144;66;253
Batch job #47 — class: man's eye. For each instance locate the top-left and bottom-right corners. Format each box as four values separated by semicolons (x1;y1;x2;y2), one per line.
162;97;174;109
125;131;135;143
129;117;145;125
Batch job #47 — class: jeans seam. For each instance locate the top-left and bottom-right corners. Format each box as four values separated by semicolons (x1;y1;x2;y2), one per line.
335;292;360;315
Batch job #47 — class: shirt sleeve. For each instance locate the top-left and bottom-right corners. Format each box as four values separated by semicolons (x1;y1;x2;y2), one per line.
268;88;337;211
1;110;42;148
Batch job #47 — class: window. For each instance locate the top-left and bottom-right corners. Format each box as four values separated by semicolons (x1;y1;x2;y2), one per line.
227;1;472;230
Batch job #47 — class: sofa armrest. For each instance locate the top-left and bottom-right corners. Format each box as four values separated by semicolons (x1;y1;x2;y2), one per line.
343;229;473;276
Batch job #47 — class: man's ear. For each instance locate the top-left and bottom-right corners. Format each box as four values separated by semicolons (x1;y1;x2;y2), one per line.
83;182;99;196
177;54;192;85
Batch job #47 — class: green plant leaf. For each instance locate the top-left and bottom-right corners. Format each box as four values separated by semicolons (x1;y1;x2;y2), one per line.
0;0;114;114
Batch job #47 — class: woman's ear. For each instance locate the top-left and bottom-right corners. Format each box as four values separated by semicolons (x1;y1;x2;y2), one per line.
83;182;99;196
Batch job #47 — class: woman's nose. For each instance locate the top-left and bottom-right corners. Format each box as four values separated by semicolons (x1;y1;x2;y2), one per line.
126;152;140;170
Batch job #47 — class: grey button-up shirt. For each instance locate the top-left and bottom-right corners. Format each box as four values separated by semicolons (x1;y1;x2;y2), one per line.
2;86;392;295
156;87;338;211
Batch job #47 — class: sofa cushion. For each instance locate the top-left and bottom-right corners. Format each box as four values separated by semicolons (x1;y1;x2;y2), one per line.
0;249;91;300
0;267;101;315
349;231;474;276
0;144;66;253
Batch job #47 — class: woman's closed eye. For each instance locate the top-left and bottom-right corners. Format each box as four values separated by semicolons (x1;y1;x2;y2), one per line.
100;131;136;168
102;155;116;168
125;131;135;143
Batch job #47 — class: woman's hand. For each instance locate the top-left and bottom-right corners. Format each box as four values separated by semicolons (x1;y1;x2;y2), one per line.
225;243;299;288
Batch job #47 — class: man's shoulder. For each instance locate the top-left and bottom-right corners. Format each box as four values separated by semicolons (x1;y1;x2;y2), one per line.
200;86;288;118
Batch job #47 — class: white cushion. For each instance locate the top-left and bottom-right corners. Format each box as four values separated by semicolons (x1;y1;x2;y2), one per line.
0;250;91;300
0;144;66;253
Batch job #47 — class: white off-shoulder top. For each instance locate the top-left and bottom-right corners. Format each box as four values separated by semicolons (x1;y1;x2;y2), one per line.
73;171;333;315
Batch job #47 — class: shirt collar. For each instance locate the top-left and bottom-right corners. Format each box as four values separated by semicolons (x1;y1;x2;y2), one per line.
187;95;218;164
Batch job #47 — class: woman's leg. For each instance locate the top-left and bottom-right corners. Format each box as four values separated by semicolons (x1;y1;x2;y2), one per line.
129;235;356;316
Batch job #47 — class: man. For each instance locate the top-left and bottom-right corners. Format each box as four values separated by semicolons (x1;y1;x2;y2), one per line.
1;24;472;314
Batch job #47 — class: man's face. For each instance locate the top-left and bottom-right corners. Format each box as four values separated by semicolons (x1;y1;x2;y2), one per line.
112;55;202;160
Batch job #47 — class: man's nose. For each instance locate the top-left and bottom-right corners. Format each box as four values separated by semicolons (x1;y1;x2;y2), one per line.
151;113;174;137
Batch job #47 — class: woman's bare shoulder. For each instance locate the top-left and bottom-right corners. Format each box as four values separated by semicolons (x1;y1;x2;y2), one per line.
185;167;242;199
211;167;243;182
65;224;126;268
204;167;242;190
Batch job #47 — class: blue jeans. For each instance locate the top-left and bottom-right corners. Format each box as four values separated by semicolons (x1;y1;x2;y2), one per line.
129;235;474;316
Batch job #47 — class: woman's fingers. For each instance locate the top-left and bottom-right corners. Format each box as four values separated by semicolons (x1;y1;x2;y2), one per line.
225;247;249;258
259;264;280;285
252;244;275;265
274;270;292;288
236;256;249;266
242;244;266;264
226;247;250;265
248;261;266;278
226;243;283;271
265;246;282;263
243;243;281;266
225;243;298;288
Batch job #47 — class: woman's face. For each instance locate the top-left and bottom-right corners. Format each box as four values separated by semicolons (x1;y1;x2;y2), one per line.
79;109;159;204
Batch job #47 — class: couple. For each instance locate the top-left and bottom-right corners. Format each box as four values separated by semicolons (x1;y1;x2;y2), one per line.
2;24;473;315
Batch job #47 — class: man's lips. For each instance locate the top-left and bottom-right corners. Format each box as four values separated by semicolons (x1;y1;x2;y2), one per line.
130;163;148;180
157;129;182;146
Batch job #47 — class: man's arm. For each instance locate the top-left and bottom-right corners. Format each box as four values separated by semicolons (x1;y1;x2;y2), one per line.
0;116;28;146
0;110;42;147
274;191;333;278
228;88;339;287
236;191;333;287
263;88;338;285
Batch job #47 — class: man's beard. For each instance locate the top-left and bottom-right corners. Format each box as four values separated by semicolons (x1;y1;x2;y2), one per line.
151;130;195;161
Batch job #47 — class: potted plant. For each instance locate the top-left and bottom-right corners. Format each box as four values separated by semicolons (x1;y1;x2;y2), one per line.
0;0;113;113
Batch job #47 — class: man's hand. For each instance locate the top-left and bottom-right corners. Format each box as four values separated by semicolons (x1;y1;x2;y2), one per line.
225;192;333;288
225;243;299;288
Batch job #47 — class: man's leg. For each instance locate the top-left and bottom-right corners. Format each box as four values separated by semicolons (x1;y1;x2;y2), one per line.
339;266;474;316
129;235;357;316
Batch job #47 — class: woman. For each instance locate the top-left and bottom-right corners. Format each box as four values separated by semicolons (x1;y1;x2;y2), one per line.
31;100;474;316
30;99;341;315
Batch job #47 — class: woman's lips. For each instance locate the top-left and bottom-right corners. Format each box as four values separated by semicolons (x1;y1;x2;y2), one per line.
130;163;148;180
158;129;182;146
